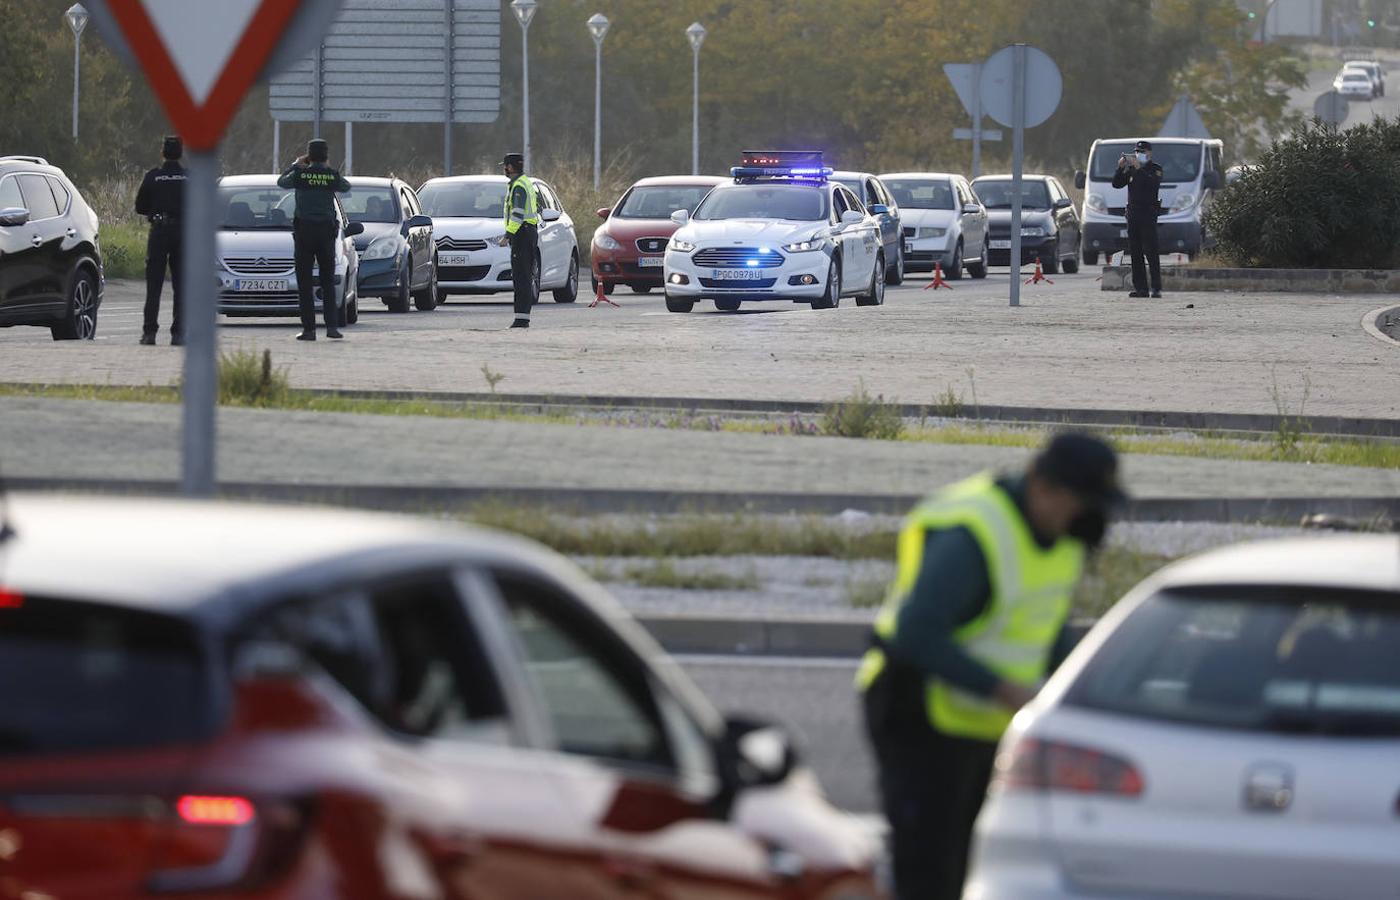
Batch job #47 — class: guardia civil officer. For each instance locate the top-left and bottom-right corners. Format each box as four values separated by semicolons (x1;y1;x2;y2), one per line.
134;136;186;346
495;152;539;329
856;433;1126;900
278;139;351;341
1112;139;1165;298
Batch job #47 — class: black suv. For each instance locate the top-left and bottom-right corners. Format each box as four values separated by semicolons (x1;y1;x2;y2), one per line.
0;156;104;340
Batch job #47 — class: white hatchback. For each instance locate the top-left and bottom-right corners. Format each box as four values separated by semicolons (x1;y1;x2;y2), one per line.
966;535;1400;900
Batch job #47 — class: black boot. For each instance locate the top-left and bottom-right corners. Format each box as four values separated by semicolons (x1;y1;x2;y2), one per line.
296;329;316;342
139;333;156;346
509;318;530;329
326;328;344;340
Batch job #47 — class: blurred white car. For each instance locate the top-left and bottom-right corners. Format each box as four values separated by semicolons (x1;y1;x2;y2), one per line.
1344;59;1385;97
878;172;988;279
417;175;579;305
1335;68;1375;100
966;535;1400;900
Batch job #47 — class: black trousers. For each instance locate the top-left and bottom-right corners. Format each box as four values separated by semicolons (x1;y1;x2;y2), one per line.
1127;210;1161;294
143;222;182;338
864;685;999;900
509;223;538;319
294;220;339;331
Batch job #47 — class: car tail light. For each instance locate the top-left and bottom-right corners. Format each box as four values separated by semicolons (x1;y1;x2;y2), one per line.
150;794;308;893
0;587;23;608
177;795;256;827
995;737;1144;797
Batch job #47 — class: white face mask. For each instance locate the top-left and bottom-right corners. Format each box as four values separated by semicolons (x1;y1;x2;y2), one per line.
1135;152;1149;163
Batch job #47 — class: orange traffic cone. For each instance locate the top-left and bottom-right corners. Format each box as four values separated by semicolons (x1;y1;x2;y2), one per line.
923;262;953;290
589;278;620;308
1024;257;1053;285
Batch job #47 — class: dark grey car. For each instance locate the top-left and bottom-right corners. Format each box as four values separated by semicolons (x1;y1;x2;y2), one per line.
972;174;1082;275
344;177;436;313
832;170;904;285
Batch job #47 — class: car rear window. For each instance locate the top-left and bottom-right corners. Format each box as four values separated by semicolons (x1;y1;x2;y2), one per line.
0;597;211;756
1065;587;1400;736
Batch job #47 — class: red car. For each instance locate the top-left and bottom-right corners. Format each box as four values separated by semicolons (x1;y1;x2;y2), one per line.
590;176;725;295
0;496;882;899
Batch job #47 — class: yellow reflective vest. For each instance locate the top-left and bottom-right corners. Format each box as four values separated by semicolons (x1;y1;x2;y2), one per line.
503;174;540;235
856;473;1084;741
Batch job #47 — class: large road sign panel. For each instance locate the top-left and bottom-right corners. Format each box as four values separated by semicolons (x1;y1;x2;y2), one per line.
979;45;1061;129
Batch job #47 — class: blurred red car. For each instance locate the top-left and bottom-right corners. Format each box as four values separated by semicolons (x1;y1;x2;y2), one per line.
0;496;882;899
590;176;724;296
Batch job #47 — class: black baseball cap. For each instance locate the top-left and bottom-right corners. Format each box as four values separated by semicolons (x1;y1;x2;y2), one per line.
501;152;524;169
1134;140;1153;152
162;135;183;159
308;139;329;162
1032;432;1127;508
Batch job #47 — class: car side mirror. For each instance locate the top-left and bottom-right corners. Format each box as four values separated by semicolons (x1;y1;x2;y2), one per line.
401;214;432;236
1204;172;1223;190
719;716;797;793
0;207;30;227
540;208;562;223
344;221;365;237
840;210;864;225
1074;171;1087;190
596;207;611;220
869;203;889;215
670;209;690;226
962;202;982;214
1054;197;1073;210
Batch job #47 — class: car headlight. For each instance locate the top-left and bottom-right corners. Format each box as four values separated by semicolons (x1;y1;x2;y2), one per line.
782;238;821;252
1171;192;1197;212
361;236;399;261
594;233;622;251
1021;225;1047;237
1087;193;1106;212
917;226;947;238
669;237;696;252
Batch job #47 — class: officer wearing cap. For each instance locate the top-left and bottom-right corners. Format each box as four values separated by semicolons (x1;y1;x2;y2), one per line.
856;433;1126;900
495;152;539;329
278;139;351;341
134;136;187;346
1113;139;1165;298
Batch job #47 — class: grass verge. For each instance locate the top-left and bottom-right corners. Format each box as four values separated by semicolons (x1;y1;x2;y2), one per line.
589;558;761;591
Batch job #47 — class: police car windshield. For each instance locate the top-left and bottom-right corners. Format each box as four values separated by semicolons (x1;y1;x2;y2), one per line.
418;182;507;218
1090;143;1203;183
218;186;295;230
341;186;399;224
881;179;955;210
613;185;713;219
973;180;1051;210
694;184;828;221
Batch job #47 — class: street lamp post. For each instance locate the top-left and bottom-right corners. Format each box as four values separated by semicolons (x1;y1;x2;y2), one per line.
588;13;610;191
686;22;706;176
65;4;88;141
511;0;538;172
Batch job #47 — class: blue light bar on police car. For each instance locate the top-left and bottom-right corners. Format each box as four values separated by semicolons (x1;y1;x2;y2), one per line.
732;151;830;181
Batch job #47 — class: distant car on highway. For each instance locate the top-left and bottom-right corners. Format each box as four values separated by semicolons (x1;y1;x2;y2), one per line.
878;172;988;279
0;494;881;900
0;155;103;340
966;534;1400;900
832;170;905;285
1336;67;1376;100
664;151;888;312
1343;59;1384;97
591;175;724;296
214;175;363;323
343;176;436;312
418;175;579;305
971;174;1081;274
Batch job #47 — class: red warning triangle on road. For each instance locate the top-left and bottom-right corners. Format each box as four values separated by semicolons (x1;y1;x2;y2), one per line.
103;0;302;150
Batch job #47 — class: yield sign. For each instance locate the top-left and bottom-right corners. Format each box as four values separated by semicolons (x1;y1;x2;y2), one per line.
100;0;302;150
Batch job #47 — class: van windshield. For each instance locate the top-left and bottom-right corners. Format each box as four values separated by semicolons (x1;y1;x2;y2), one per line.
1090;142;1203;183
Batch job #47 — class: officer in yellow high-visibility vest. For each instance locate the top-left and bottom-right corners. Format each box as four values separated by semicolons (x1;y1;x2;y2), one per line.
495;152;540;329
856;433;1125;900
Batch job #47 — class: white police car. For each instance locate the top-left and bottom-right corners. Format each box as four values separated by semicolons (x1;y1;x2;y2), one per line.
663;152;886;313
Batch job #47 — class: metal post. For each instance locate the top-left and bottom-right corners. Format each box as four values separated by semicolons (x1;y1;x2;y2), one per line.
1009;44;1026;309
72;33;81;140
970;62;982;179
444;0;454;176
522;23;531;172
344;121;353;175
272;119;280;173
181;150;219;497
691;48;700;175
593;41;602;189
313;42;324;137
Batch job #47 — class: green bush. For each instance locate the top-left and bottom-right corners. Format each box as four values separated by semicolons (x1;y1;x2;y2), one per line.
219;349;290;407
1205;117;1400;268
100;220;147;280
821;382;906;440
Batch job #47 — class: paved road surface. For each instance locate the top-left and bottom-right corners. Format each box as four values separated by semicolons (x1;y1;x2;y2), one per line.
1;271;1393;419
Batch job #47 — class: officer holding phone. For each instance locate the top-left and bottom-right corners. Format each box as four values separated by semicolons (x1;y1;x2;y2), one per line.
1112;140;1165;298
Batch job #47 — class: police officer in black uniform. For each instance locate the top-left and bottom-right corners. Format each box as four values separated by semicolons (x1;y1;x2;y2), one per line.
278;138;351;341
134;136;187;345
1112;139;1165;298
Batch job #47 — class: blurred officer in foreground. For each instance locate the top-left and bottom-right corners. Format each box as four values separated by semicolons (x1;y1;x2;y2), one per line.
134;135;186;346
856;433;1126;900
1113;139;1165;298
496;152;539;329
279;138;350;341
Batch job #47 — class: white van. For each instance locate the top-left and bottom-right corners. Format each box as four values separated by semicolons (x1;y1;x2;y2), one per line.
1073;137;1225;265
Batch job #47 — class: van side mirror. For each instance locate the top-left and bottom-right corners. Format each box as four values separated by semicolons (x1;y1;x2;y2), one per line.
344;221;365;237
401;214;431;236
1074;171;1086;190
1204;172;1223;190
0;207;30;227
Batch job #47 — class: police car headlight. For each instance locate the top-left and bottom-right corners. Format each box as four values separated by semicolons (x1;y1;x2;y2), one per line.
1170;192;1197;212
782;238;821;252
669;237;696;252
362;237;399;261
1086;193;1107;212
594;233;622;251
